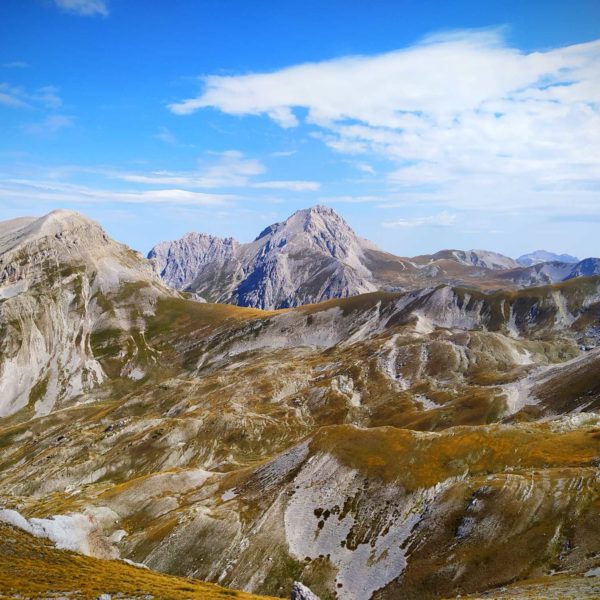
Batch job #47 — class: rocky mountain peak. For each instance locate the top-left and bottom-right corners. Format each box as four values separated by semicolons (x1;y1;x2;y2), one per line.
0;209;174;419
0;209;106;257
254;205;353;241
517;250;580;267
149;231;239;290
255;205;372;272
288;204;353;235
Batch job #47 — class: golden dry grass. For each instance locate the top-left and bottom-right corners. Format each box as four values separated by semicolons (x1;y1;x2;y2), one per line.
311;423;600;489
0;523;279;600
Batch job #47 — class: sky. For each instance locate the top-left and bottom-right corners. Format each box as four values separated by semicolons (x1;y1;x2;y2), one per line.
0;0;599;259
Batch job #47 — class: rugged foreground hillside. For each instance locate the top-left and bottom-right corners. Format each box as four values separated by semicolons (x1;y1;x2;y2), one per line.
2;210;600;599
149;205;600;310
0;521;275;600
0;209;174;419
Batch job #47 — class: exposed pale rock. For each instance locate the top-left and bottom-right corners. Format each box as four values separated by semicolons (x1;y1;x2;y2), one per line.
149;205;378;309
449;249;520;270
291;582;321;600
0;209;173;418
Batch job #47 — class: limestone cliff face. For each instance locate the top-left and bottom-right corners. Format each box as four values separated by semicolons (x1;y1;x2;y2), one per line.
149;205;600;309
148;232;238;291
149;205;378;309
0;210;172;418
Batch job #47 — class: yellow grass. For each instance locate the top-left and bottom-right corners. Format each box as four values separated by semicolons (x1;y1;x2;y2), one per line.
0;523;280;600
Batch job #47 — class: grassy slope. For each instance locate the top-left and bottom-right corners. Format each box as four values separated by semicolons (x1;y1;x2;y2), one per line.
455;573;600;599
0;522;277;600
312;422;600;488
3;276;600;598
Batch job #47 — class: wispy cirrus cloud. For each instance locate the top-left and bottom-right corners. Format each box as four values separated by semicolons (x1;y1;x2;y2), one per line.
22;114;74;136
0;84;29;108
0;83;64;111
108;151;319;192
153;127;177;144
271;150;296;157
53;0;108;17
253;180;320;191
110;151;264;188
2;61;29;69
383;212;457;229
32;86;62;109
169;29;600;218
0;178;230;207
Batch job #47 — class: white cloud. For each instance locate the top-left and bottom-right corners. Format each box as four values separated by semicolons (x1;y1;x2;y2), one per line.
170;30;600;216
253;180;320;191
355;163;375;175
22;115;74;135
202;150;265;183
322;194;383;204
2;62;29;69
108;152;319;192
53;0;108;16
110;151;265;189
383;212;457;229
32;86;62;109
0;83;63;110
153;127;177;144
0;179;230;207
0;83;29;108
271;150;296;157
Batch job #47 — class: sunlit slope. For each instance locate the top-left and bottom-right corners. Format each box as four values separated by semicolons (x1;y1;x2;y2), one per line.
2;211;600;600
0;522;277;600
121;422;600;599
3;420;600;599
455;573;600;599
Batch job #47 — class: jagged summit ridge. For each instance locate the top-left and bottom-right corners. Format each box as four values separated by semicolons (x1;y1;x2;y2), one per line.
149;205;379;309
149;205;598;309
149;231;238;290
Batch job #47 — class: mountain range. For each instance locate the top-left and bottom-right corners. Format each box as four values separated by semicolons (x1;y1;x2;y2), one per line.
517;250;580;266
149;205;600;310
1;208;600;599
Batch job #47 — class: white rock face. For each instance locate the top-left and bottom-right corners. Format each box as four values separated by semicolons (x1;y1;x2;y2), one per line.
148;206;599;309
0;507;119;558
149;205;378;309
0;209;171;418
283;452;448;600
149;232;238;289
450;249;520;270
291;582;321;600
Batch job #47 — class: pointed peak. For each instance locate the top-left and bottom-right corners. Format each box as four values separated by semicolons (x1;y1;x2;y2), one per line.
294;204;340;219
288;204;349;229
254;205;350;242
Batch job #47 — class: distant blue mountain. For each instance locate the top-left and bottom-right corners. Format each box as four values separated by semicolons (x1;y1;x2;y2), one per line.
517;250;579;267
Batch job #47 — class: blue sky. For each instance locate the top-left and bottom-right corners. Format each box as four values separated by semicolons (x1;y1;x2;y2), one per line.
1;0;599;258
